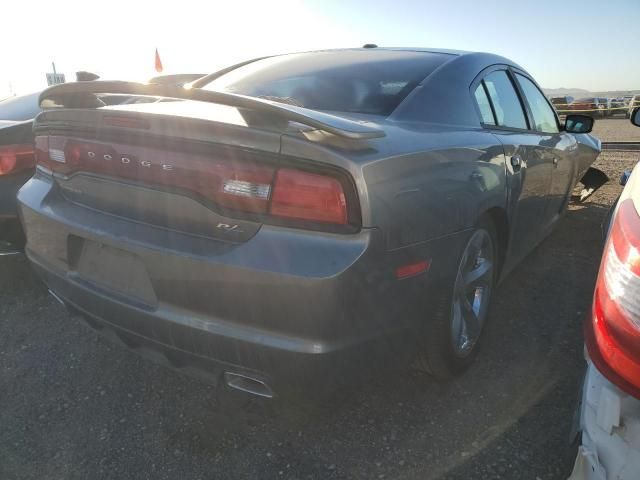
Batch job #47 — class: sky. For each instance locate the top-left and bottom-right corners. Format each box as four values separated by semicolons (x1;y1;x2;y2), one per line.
2;0;639;98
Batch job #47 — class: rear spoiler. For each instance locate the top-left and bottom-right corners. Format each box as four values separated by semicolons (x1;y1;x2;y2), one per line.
38;81;385;140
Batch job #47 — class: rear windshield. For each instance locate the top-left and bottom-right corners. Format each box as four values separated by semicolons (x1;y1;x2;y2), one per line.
200;50;453;116
575;97;596;103
0;92;41;121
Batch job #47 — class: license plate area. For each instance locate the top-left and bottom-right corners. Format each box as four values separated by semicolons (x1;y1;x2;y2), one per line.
67;235;157;307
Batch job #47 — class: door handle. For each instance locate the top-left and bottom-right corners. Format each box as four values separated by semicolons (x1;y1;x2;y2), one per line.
510;155;523;171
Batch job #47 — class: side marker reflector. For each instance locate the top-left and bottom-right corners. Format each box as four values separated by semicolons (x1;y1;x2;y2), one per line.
396;260;431;279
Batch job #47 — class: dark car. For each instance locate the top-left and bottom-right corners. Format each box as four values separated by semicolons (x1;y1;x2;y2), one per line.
18;48;600;397
0;92;40;253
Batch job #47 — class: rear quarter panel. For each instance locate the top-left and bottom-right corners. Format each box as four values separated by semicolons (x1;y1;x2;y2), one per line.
362;127;507;249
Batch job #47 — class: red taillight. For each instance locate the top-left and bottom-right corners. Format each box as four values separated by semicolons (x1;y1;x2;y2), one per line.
271;168;348;225
34;135;357;229
588;199;640;398
0;144;35;176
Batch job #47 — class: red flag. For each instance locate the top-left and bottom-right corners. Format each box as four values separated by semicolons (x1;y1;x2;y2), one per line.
154;48;163;73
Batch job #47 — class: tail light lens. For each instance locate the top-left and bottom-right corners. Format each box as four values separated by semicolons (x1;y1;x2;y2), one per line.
271;169;347;225
0;144;35;176
34;135;358;231
587;199;640;398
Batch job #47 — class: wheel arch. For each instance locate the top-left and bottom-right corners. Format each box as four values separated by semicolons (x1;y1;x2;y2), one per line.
480;206;509;276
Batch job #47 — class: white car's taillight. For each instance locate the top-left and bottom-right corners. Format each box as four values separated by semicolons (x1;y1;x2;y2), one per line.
587;199;640;398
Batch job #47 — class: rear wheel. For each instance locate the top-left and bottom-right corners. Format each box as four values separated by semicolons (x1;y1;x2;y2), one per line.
414;218;497;378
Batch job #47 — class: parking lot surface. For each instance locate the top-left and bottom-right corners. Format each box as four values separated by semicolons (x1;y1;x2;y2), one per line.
592;117;640;142
0;151;637;480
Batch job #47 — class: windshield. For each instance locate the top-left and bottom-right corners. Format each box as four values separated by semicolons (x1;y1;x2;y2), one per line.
201;50;452;115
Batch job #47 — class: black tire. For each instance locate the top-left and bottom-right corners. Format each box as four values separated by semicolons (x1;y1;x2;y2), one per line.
414;217;498;379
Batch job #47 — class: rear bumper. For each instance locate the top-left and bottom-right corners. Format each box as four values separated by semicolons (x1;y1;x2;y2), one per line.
569;361;640;480
19;172;468;388
30;251;411;388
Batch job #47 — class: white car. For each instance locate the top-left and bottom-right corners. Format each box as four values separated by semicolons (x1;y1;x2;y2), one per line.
569;109;640;479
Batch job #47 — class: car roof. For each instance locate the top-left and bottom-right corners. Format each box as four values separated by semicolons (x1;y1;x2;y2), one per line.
307;46;470;56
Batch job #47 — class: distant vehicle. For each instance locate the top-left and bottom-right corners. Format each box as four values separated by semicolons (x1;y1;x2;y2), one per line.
627;94;640;118
569;107;640;480
18;48;601;397
0;92;40;254
549;96;574;112
598;97;612;117
566;97;610;118
610;97;627;116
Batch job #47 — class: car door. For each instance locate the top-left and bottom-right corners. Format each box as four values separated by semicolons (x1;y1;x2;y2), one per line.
512;72;578;227
471;68;553;263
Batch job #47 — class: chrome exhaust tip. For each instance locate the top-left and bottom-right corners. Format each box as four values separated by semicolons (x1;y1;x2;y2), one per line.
223;372;274;399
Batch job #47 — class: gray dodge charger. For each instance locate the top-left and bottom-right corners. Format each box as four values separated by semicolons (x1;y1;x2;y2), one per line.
17;48;600;397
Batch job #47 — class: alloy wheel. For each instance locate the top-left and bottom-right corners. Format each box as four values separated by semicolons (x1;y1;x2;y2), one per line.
450;229;494;357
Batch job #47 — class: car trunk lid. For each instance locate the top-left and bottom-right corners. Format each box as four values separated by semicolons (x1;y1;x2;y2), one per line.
34;97;365;241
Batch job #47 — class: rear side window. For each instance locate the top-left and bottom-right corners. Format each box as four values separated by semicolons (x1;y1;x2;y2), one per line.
473;83;496;125
482;71;528;129
515;74;559;134
202;50;452;116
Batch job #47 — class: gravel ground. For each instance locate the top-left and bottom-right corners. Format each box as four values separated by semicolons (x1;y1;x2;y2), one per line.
592;117;640;142
1;151;638;480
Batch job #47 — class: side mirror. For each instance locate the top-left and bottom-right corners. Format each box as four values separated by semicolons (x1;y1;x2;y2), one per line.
631;108;640;127
564;114;594;134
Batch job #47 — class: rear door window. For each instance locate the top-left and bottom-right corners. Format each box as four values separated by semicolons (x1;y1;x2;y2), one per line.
482;71;528;130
